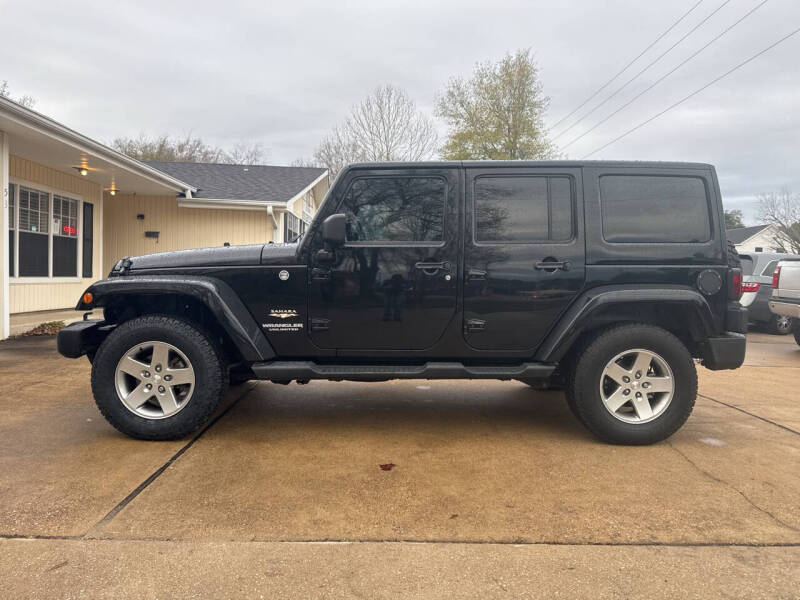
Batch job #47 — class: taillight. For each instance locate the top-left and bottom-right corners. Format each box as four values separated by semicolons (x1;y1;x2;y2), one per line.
730;268;742;300
741;281;760;293
773;265;781;289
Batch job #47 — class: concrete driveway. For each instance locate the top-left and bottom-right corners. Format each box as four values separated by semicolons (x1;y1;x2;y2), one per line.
0;332;798;598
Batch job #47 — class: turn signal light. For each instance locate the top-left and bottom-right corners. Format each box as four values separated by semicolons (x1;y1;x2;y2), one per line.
741;281;760;293
773;265;781;289
82;292;94;305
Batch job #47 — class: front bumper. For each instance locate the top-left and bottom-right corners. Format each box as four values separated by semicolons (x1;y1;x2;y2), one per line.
702;332;747;371
56;319;110;359
769;299;800;319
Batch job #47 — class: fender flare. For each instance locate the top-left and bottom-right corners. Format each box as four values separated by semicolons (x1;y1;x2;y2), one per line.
534;285;717;363
80;275;275;362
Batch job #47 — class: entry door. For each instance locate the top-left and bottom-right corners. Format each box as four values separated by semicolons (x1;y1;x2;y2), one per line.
308;168;460;351
463;167;585;351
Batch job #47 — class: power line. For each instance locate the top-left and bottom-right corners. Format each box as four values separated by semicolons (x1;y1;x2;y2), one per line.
562;0;769;151
549;0;706;132
581;26;800;158
553;0;733;141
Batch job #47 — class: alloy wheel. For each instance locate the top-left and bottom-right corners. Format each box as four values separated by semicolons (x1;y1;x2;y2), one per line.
114;341;195;419
599;349;674;424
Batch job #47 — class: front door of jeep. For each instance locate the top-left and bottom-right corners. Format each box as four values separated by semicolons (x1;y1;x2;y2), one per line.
307;167;460;351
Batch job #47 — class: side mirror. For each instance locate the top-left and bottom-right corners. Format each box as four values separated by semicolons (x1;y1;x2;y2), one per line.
322;213;346;247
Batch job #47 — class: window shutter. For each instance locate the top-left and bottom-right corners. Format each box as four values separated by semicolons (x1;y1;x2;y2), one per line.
82;202;93;278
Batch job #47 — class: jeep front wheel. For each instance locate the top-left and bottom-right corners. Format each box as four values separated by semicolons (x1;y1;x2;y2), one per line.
567;324;697;445
91;315;227;440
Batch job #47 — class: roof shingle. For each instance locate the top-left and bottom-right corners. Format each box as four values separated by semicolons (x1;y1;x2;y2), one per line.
726;224;770;244
146;161;327;203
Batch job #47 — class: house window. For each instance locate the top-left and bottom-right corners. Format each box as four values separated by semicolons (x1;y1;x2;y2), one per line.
302;191;314;222
18;186;50;277
52;194;79;276
8;183;15;277
10;184;83;278
284;212;307;243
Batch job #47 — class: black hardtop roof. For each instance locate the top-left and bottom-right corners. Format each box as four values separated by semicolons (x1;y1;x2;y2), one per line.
343;160;715;170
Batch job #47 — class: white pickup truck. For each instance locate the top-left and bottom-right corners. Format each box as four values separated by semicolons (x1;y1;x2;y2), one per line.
769;259;800;346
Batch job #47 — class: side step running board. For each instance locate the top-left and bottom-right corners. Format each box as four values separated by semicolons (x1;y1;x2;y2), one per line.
251;361;555;382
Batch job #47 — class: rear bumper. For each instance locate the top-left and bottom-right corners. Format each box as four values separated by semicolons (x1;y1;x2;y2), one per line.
769;299;800;319
56;319;109;359
702;332;747;371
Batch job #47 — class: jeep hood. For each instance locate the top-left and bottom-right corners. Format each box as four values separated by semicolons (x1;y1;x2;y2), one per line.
121;242;298;271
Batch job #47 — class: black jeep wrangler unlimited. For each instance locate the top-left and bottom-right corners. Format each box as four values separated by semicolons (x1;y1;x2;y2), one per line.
58;161;747;445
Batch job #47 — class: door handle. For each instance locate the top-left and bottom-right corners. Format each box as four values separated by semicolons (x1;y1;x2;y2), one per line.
415;261;450;275
534;260;571;272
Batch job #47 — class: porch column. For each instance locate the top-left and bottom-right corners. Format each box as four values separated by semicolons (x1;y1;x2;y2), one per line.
0;131;9;339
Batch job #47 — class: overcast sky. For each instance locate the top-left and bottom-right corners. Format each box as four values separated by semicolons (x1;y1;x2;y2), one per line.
2;0;798;223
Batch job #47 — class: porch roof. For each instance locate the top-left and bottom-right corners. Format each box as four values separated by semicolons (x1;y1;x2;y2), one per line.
0;97;195;196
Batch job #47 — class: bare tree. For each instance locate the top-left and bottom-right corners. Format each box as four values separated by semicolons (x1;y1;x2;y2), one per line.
111;133;266;164
313;85;438;177
0;80;36;109
758;188;800;253
224;141;266;165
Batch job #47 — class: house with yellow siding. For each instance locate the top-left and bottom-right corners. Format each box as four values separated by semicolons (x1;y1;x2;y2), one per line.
0;97;328;338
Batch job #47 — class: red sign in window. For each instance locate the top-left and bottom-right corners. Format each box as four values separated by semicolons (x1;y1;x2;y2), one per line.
63;225;76;235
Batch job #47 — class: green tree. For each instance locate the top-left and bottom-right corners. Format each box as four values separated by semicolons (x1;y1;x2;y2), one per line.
724;209;745;229
436;49;556;160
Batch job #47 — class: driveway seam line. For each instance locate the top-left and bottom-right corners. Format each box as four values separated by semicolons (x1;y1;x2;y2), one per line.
699;393;800;436
83;382;257;536
2;534;799;547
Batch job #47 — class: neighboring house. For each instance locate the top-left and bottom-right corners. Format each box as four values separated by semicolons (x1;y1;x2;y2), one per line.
727;224;782;253
0;96;328;339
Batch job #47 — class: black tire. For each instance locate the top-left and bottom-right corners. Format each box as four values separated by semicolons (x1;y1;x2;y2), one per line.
767;314;793;335
91;315;227;440
794;328;800;347
567;324;697;445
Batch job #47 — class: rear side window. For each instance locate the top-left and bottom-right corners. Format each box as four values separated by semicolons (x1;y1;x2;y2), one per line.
761;260;779;277
600;175;711;243
474;176;573;243
340;176;445;243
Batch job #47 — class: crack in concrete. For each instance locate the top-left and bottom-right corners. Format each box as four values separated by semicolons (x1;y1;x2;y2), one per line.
667;441;799;534
699;393;800;436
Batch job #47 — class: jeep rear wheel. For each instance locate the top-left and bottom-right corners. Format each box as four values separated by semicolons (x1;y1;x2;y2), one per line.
567;324;696;445
91;315;227;440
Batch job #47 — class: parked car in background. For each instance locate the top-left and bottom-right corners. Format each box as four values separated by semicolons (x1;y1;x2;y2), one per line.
739;252;799;334
769;258;800;346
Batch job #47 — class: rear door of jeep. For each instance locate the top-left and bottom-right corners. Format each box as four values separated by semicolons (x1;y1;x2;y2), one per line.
462;164;586;351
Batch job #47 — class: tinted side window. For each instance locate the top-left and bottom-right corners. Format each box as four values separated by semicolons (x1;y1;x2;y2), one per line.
761;260;779;277
600;175;711;243
475;176;573;243
341;177;445;243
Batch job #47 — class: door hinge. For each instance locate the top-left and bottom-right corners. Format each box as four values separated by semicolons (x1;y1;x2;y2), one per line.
311;317;330;332
466;268;487;281
311;268;331;281
465;318;487;333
